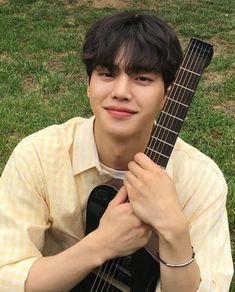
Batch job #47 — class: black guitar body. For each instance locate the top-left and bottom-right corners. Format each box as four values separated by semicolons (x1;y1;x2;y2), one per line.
71;183;160;292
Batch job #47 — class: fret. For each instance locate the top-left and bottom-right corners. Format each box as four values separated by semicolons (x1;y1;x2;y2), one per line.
168;88;194;106
179;66;201;76
150;136;174;147
151;126;179;146
173;82;195;93
161;111;184;121
158;116;182;134
166;97;189;108
146;147;170;159
156;125;178;135
147;140;173;159
174;68;201;89
146;149;169;167
162;101;189;122
181;55;208;75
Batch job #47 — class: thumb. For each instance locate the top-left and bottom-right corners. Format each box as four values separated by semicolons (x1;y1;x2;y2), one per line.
109;186;128;207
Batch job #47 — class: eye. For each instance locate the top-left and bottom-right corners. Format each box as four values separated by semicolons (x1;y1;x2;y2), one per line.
135;75;153;85
99;72;113;78
137;76;151;81
95;66;114;79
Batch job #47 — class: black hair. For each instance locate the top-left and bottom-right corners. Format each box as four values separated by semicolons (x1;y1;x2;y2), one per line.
82;12;183;89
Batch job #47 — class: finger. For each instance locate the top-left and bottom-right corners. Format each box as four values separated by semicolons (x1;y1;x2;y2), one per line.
127;160;144;179
125;170;139;187
123;179;133;199
134;152;157;170
109;186;128;207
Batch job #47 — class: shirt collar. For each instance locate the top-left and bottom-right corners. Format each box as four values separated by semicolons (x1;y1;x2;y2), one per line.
72;116;101;175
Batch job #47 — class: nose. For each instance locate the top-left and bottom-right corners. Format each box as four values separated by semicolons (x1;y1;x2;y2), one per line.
112;74;132;101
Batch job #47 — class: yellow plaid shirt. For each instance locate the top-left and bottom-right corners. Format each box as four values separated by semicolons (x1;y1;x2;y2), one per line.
0;116;233;291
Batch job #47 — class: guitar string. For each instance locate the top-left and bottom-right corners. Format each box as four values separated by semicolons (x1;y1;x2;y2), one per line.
153;40;201;164
100;258;120;292
146;40;209;165
90;259;111;291
152;42;209;165
103;258;123;292
146;39;197;163
95;257;126;292
109;256;133;292
144;40;192;162
89;251;123;291
165;42;208;151
100;256;131;292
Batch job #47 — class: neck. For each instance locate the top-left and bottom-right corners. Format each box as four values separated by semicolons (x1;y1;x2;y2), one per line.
94;125;153;170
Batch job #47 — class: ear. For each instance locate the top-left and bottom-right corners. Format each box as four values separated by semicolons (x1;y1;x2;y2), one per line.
166;85;172;95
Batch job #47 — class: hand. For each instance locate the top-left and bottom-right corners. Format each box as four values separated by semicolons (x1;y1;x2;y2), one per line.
95;186;152;260
124;153;187;237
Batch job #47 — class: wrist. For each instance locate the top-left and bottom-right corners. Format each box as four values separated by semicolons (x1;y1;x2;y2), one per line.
157;217;193;264
85;229;115;265
157;213;189;244
79;231;109;267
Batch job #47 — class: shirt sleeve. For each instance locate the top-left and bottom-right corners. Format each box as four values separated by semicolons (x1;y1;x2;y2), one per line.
189;167;234;292
0;140;50;291
155;157;233;292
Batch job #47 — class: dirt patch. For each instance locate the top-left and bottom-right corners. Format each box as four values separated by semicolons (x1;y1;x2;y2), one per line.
0;52;16;64
214;100;235;117
205;70;233;84
22;75;37;91
64;0;89;9
64;0;131;9
46;59;63;71
210;36;232;56
92;0;130;8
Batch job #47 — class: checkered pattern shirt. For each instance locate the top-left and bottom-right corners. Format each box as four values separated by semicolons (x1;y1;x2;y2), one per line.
0;116;233;291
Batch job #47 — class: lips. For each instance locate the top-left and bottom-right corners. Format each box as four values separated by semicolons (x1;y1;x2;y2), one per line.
104;106;137;117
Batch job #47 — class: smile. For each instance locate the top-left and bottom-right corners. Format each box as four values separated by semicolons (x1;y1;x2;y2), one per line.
104;106;137;118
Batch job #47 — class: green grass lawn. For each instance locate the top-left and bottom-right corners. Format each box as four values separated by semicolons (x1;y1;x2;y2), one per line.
0;0;234;290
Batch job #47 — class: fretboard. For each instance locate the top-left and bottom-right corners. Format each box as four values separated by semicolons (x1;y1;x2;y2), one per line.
145;37;213;168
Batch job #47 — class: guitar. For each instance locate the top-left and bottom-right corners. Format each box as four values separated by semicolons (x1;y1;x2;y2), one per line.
71;37;213;292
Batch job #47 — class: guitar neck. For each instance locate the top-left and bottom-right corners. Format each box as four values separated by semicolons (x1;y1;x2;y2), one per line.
145;37;213;168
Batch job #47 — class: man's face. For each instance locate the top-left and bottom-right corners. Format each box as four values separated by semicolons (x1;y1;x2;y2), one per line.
87;65;166;141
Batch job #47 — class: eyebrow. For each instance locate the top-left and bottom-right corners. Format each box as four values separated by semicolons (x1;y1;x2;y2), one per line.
95;64;156;76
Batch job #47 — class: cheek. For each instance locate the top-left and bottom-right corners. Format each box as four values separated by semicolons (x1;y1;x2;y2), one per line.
147;92;166;111
88;81;108;101
155;88;166;109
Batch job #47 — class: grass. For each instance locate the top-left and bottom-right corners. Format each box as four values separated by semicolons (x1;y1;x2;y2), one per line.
0;0;234;290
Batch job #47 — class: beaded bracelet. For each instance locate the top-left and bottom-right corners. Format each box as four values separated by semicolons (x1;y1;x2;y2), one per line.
156;247;195;268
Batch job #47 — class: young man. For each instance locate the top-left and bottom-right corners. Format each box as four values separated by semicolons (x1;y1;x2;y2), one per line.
0;12;233;292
